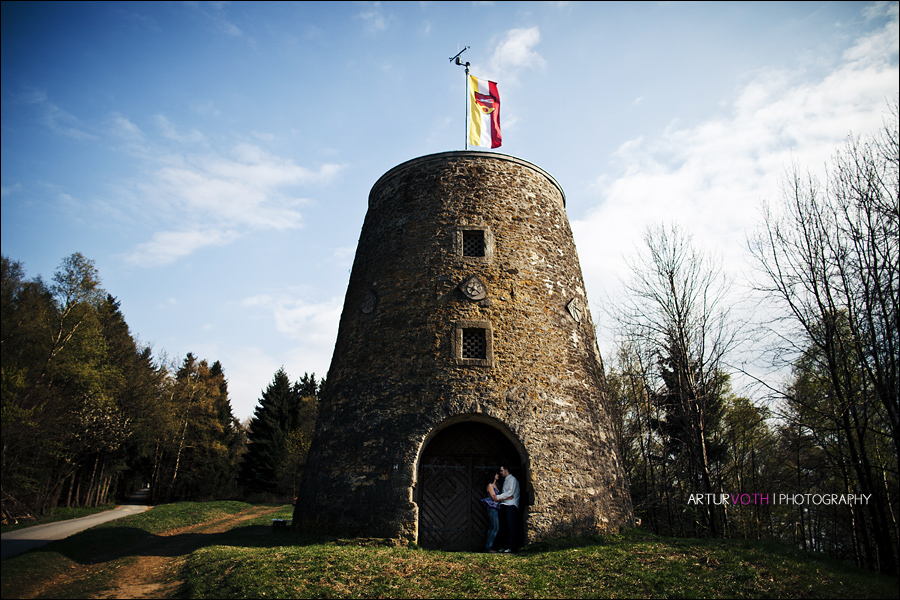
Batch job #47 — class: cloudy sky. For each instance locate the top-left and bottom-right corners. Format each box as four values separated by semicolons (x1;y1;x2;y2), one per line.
2;1;897;421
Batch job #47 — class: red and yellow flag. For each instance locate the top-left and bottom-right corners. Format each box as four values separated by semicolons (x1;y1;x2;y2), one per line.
468;75;501;149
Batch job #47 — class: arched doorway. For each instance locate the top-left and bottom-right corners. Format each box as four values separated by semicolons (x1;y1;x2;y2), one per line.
417;421;524;551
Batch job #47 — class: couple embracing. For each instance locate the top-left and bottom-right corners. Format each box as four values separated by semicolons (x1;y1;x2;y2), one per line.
482;464;520;553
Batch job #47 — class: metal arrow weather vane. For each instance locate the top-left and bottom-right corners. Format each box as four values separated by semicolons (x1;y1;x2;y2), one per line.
450;46;470;149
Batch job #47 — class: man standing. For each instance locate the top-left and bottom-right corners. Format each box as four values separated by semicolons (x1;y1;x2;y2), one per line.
496;464;520;553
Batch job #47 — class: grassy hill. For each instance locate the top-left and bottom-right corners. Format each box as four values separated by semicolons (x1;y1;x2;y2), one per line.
1;501;895;599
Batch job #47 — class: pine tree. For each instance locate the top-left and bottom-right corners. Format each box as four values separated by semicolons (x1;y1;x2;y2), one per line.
240;368;319;497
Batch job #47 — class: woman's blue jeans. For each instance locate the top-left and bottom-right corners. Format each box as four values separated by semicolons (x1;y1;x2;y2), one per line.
485;508;499;551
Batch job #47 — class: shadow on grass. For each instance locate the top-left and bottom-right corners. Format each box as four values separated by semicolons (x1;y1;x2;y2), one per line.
26;524;329;567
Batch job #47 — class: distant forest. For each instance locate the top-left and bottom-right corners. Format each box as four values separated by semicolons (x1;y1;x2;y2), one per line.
2;104;896;575
1;251;321;519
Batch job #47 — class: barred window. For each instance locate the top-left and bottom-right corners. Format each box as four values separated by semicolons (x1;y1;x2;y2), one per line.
462;230;485;257
453;320;493;367
462;328;487;359
456;227;493;263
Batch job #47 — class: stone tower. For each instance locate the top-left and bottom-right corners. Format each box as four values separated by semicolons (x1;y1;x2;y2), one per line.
293;151;632;550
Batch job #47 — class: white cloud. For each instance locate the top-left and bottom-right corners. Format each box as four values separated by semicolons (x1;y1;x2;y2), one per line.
155;115;206;144
188;100;221;117
251;130;278;143
487;27;546;83
124;140;343;267
284;345;331;387
862;1;899;24
126;228;240;267
356;2;391;34
330;246;355;266
232;291;342;417
222;342;333;421
1;183;23;199
241;292;342;347
186;1;244;38
110;114;144;141
217;346;282;420
572;17;899;362
22;88;96;140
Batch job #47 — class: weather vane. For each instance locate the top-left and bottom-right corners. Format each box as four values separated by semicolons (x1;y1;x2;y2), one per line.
450;46;470;75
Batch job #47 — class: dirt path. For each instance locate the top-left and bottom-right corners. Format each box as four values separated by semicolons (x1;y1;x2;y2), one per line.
30;505;283;600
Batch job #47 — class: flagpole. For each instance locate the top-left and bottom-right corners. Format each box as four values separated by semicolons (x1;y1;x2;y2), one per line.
450;46;470;151
465;69;469;150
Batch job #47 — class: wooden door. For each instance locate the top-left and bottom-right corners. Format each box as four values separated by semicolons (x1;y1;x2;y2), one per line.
418;422;521;551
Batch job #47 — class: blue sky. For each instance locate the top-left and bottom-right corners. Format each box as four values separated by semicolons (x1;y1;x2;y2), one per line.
3;1;898;421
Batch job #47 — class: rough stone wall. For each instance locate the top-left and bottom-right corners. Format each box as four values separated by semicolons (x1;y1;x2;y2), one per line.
293;151;633;543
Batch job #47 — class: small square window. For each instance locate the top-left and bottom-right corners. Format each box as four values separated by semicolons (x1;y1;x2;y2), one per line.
453;320;493;367
456;227;493;263
462;230;485;257
462;328;486;359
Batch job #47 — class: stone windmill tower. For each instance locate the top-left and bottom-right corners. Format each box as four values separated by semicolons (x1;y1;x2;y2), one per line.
293;151;633;550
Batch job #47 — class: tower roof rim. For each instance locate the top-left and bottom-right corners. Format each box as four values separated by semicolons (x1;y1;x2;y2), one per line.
369;151;566;208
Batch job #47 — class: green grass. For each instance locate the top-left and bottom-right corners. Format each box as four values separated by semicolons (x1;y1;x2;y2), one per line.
2;502;896;599
183;530;897;599
104;499;255;534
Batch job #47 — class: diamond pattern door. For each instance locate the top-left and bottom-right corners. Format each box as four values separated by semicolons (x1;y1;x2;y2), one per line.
417;422;521;551
419;458;470;550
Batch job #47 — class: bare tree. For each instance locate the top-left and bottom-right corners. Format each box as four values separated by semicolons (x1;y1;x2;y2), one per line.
612;223;738;536
749;101;898;573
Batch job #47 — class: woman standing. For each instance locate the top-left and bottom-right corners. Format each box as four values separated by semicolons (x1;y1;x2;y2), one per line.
481;471;502;553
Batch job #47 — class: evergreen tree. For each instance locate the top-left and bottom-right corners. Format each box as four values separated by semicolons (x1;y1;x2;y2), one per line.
97;295;169;500
240;368;319;497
